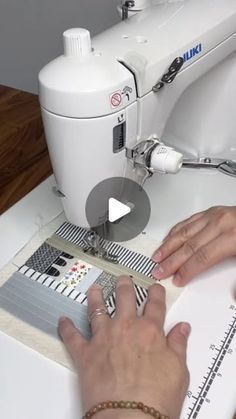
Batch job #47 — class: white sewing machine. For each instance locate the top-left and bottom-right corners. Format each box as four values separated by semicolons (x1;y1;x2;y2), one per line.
39;0;236;241
37;5;236;417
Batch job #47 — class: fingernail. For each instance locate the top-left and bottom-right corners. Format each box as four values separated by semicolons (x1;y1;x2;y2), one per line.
180;322;191;338
151;265;164;279
152;250;162;262
117;276;131;286
59;316;68;324
89;283;102;290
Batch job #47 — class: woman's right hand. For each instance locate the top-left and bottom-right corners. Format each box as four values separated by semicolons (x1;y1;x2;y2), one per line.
58;277;190;419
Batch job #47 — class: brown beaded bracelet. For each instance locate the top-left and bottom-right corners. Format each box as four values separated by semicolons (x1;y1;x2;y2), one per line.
82;400;170;418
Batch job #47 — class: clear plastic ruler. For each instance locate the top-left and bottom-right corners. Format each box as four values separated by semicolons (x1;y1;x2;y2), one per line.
165;260;236;419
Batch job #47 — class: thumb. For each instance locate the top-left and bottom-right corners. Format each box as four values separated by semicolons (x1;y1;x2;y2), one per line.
58;316;87;366
167;322;191;361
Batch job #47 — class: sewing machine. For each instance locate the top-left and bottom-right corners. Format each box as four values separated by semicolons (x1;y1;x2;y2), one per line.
39;0;236;244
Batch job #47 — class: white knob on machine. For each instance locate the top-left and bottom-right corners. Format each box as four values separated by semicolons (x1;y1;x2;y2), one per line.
63;28;92;57
150;144;183;174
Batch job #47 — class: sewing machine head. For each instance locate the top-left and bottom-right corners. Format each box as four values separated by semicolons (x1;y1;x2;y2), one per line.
39;0;236;239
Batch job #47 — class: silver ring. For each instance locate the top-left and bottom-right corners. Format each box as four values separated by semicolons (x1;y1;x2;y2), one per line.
88;308;110;324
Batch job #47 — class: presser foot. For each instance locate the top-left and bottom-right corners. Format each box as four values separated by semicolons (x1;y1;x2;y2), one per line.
82;230;118;264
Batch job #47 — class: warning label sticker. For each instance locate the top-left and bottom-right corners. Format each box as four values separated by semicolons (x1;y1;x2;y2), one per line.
110;91;122;108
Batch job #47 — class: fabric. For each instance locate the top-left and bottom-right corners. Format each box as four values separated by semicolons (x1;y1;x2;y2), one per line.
0;271;90;340
19;243;150;312
55;222;156;276
0;269;150;344
0;217;183;368
18;219;159;311
25;242;62;273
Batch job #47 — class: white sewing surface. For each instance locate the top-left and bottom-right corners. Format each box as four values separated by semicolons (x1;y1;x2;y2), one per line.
0;175;235;419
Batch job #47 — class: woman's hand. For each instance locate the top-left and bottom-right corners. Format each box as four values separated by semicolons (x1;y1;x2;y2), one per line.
152;206;236;286
58;276;190;419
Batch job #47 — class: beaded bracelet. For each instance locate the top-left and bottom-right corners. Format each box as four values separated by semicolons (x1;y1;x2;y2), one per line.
82;400;170;418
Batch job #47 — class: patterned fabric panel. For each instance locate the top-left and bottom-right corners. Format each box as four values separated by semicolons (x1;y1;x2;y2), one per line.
19;264;88;304
15;221;155;336
55;222;156;277
19;253;149;314
25;243;75;278
94;271;117;300
26;242;62;272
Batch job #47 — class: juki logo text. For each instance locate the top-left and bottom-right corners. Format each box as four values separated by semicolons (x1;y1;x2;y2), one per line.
183;43;202;62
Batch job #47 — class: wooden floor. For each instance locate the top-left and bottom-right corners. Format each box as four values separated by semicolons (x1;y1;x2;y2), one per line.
0;85;52;214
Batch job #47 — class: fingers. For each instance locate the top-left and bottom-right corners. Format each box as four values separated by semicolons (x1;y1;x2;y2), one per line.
58;317;87;365
87;284;110;335
167;322;191;362
143;284;166;329
152;215;207;264
151;206;236;285
152;222;220;280
164;211;205;239
114;276;137;320
173;232;236;286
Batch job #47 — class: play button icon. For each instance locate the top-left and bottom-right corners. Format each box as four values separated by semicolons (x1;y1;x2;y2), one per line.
108;198;131;222
85;177;151;242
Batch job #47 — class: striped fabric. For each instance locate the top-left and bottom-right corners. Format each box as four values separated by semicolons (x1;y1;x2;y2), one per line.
0;272;91;340
107;283;148;317
55;222;156;277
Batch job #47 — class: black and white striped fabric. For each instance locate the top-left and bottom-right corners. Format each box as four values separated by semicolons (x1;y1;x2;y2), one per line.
56;222;156;277
106;283;148;317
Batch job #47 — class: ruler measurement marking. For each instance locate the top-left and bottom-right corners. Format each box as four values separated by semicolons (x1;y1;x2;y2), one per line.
186;314;236;418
